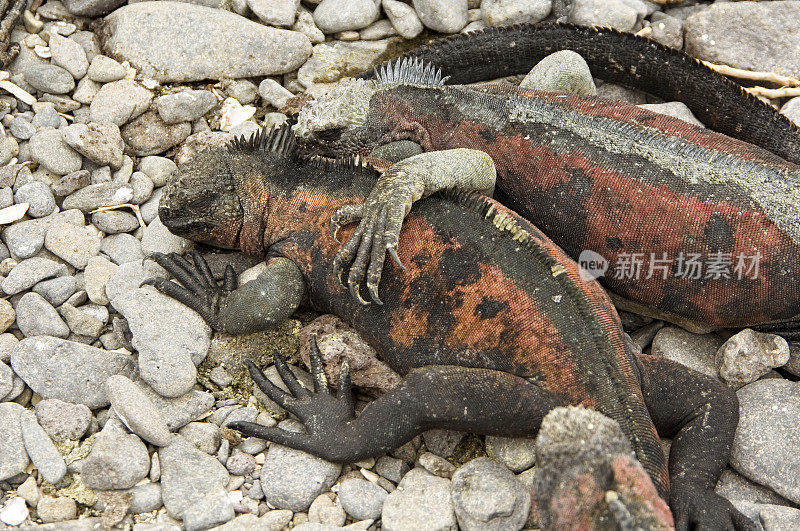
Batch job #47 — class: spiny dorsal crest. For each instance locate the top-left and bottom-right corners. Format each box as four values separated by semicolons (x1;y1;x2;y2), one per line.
374;57;450;87
228;123;298;157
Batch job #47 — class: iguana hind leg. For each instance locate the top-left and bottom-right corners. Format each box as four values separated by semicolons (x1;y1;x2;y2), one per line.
0;0;26;68
229;336;559;463
636;354;757;531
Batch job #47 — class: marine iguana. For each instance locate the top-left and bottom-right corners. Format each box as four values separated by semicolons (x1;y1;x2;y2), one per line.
151;125;752;530
0;0;27;68
293;56;800;334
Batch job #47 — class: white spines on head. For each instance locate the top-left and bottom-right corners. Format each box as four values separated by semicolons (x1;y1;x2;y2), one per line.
374;57;450;87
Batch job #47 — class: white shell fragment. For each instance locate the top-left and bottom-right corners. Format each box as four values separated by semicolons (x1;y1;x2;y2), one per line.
219;97;256;132
0;80;37;105
0;203;29;224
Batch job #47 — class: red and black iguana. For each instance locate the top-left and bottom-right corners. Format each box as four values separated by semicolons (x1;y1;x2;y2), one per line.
150;125;752;530
292;28;800;334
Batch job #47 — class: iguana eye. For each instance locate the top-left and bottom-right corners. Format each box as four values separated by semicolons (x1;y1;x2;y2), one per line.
317;127;344;142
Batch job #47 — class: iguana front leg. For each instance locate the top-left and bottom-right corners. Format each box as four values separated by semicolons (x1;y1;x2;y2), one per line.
636;354;757;531
229;336;558;462
332;148;496;304
146;251;306;335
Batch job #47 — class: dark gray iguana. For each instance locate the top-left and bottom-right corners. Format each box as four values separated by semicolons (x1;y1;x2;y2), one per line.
292;53;800;336
150;125;753;530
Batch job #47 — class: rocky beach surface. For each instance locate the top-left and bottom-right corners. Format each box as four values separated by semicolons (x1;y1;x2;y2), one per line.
0;0;799;529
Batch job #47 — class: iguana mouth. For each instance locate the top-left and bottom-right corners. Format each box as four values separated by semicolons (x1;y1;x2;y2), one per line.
380;122;431;151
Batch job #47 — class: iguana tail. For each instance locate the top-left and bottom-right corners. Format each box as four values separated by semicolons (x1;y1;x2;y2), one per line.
364;22;800;166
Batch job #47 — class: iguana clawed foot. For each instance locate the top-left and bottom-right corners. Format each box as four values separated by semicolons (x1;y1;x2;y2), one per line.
331;173;419;305
144;250;236;332
227;336;357;461
670;481;757;531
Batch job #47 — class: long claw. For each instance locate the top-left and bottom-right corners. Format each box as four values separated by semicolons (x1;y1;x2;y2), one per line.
337;359;351;399
334;221;367;289
272;350;308;398
308;335;329;394
348;282;369;306
188;250;216;289
388;246;406;271
244;360;294;410
226;421;302;446
223;264;237;291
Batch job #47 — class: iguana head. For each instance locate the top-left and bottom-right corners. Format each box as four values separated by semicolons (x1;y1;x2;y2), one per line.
294;58;450;157
159;145;244;249
293;78;379;156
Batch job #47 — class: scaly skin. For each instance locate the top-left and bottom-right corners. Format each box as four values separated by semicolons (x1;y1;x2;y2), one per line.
0;0;27;67
294;61;800;330
153;126;752;530
361;22;800;165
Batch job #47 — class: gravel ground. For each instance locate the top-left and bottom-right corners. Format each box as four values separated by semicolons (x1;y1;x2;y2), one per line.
0;0;799;529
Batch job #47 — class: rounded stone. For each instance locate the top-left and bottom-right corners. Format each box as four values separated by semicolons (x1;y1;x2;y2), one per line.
28;129;83;176
338;478;387;521
106;375;172;446
14;182;56;218
23;64;76;94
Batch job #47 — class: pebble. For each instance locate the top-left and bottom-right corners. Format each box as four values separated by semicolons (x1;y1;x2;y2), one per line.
0;360;11;398
44;222;103;269
481;0;551;26
485;435;537;473
28;128;83;175
89;79;153;127
313;0;379;34
91;210;139;233
0;497;28;526
137;156;176;188
0;136;18;167
19;409;67;484
83;255;116;305
11;336;136;408
86;55;127;83
140;216;192;256
1;257;68;295
685;1;800;78
731;379;800;504
9;117;36;141
293;7;326;44
158;434;231;518
61;122;124;169
521;49;596;95
418;451;456;478
138;386;215;431
157;90;217;125
0;403;29;481
72;77;101;105
3;211;79;259
451;457;530;530
375;455;409;484
32;105;62;128
24;64;76;94
121;111;192;157
99;3;312;82
62;182;136;212
297;39;396;86
236;437;269;455
375;2;419;40
106;374;172;446
51;170;90;197
218;438;230;466
650;326;723;379
569;0;638;31
17;476;40;507
422;428;465;458
182;486;235;531
308;492;346;527
226;452;257;476
34;398;92;440
33;276;79;306
112;286;210;397
81;418;150;490
382;468;456;531
37;496;78;523
61;0;126;16
248;0;300;27
0;334;16;364
413;0;468;33
15;292;70;338
258;78;294;110
260;435;342;511
14;181;55;218
338;478;387;521
178;421;221;454
100;233;144;264
715;329;789;388
48;34;89;79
